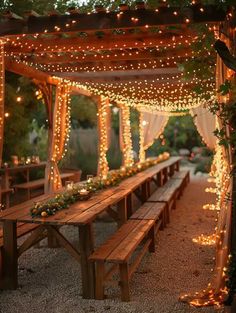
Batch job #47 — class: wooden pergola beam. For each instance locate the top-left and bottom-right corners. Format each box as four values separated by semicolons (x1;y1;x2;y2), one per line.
24;47;193;65
4;33;198;54
0;5;226;36
5;59;91;96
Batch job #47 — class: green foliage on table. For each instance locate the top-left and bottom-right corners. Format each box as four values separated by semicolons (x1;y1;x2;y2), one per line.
31;152;169;217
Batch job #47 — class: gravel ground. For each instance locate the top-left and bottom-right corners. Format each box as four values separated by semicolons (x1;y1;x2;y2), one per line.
0;172;224;313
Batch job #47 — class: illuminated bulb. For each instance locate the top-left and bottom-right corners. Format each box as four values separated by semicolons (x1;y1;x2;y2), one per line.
16;96;22;102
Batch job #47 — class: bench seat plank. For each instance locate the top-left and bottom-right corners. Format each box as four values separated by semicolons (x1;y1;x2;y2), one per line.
148;178;182;203
90;220;141;261
172;170;190;180
107;220;154;263
130;202;165;220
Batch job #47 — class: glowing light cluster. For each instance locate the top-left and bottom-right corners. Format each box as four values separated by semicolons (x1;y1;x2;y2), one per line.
97;96;110;178
120;105;134;167
139;112;146;163
0;40;4;167
49;80;72;191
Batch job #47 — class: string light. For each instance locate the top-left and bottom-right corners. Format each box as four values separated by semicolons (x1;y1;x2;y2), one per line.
139;112;146;163
49;79;71;191
97;96;110;179
120;105;134;167
0;40;4;167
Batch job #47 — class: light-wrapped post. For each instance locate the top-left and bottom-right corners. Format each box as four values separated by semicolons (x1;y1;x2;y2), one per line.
139;112;146;163
97;96;110;178
0;40;5;168
45;80;71;192
120;105;134;167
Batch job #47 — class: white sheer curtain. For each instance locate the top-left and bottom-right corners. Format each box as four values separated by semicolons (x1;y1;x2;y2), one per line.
141;112;169;149
191;104;217;150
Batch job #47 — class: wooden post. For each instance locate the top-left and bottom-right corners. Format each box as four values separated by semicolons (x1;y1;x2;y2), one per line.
79;224;95;299
119;104;134;167
2;221;18;289
0;40;5;168
139;112;146;162
96;96;110;177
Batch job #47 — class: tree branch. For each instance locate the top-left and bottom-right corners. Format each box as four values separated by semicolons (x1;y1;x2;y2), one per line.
214;39;236;72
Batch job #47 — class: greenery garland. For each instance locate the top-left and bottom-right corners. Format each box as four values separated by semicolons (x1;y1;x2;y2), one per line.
30;152;170;218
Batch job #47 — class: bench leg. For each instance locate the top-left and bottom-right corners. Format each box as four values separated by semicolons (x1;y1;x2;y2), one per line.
119;263;130;302
95;261;105;300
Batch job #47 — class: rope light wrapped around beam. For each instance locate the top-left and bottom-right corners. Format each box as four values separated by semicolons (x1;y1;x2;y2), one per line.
45;79;72;192
97;96;110;178
0;40;4;168
119;105;134;167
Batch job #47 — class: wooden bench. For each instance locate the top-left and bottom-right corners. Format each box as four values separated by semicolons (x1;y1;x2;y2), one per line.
89;219;155;301
147;178;183;223
0;188;13;209
14;172;76;200
130;201;167;233
171;170;190;192
0;223;40;280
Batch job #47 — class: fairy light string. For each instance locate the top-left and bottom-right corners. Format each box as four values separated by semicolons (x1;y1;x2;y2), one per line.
120;105;134;167
0;40;4;168
47;80;72;192
97;96;110;179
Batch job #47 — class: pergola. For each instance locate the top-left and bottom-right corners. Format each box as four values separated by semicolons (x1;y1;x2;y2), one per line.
0;1;235;307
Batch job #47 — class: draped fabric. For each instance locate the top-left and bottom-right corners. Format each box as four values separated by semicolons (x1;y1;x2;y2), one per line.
0;41;4;168
119;105;134;167
141;111;169;149
97;96;110;177
45;81;71;193
191;104;217;150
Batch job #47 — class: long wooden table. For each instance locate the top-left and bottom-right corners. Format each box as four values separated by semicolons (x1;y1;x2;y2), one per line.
0;156;181;298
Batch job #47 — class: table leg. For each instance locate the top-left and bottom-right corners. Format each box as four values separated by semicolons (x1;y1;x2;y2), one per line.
157;172;162;186
141;182;148;202
163;168;168;183
176;161;180;171
1;221;18;289
126;194;132;218
79;224;95;299
117;198;127;227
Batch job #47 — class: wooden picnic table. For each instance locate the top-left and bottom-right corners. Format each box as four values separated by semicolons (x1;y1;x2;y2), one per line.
0;162;47;189
0;156;181;299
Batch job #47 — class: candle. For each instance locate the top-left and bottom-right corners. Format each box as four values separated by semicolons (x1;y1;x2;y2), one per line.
79;188;89;196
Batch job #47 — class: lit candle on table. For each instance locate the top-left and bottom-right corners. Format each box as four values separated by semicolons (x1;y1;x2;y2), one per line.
79;188;89;196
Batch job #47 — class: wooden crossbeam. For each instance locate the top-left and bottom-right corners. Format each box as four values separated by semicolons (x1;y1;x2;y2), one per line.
0;5;226;36
5;58;92;96
4;33;197;54
24;47;193;64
